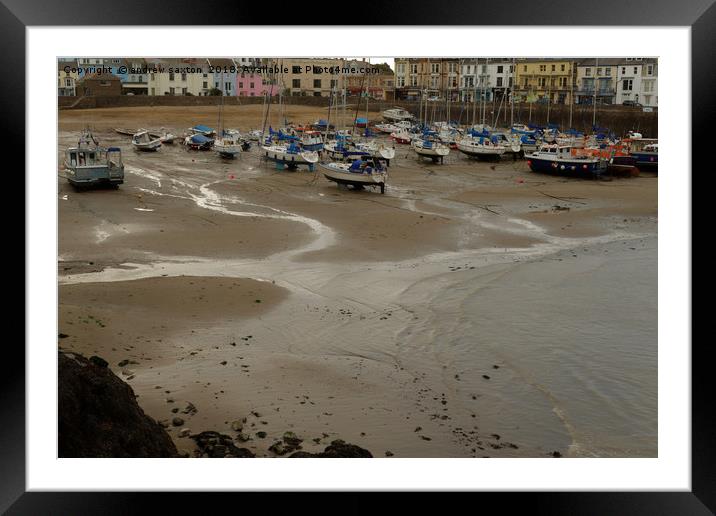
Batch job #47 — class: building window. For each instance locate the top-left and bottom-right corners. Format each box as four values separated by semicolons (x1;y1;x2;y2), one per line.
622;79;633;91
431;63;439;74
169;87;175;94
292;79;300;88
597;68;602;76
169;73;175;81
313;79;321;88
621;67;626;75
551;64;556;71
585;68;591;76
182;87;187;94
225;83;231;91
250;82;255;89
523;65;527;72
606;68;612;76
181;73;187;81
647;65;654;75
539;65;546;72
496;77;503;87
497;65;503;73
633;67;638;74
561;64;565;71
238;82;242;88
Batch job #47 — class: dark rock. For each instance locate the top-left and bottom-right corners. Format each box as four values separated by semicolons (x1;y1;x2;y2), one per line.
385;451;394;457
58;333;69;339
89;355;109;368
191;431;255;458
282;431;302;447
58;351;178;457
172;417;185;427
551;451;562;458
118;359;130;367
289;439;373;458
482;375;491;380
256;431;267;439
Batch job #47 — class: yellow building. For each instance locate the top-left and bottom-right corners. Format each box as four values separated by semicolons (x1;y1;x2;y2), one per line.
514;60;575;104
267;58;354;97
146;58;211;96
58;60;81;96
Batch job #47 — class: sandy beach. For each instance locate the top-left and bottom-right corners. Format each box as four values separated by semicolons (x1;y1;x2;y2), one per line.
58;105;658;457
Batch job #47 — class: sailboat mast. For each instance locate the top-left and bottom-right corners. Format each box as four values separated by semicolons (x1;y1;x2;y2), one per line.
593;57;598;128
510;57;515;127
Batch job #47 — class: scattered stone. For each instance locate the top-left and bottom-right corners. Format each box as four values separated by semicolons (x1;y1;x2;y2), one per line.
118;359;130;367
220;361;227;365
172;417;184;427
231;420;243;432
178;428;191;438
58;333;69;339
282;431;302;447
290;440;373;458
191;431;255;458
256;431;267;439
385;451;394;457
482;375;491;380
551;451;562;458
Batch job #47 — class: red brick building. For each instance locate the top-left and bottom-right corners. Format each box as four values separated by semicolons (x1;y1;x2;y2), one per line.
76;71;122;96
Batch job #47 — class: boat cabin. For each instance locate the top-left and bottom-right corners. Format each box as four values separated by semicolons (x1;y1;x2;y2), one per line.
64;146;124;187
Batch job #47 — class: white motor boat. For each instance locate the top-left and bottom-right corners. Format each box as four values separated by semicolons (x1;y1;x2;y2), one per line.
319;158;388;194
412;138;450;162
456;135;506;159
382;107;414;122
131;130;162;151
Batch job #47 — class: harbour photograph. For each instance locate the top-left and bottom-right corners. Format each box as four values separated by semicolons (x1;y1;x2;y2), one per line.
56;56;658;459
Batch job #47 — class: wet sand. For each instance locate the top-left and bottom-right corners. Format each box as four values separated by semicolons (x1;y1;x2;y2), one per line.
58;106;658;457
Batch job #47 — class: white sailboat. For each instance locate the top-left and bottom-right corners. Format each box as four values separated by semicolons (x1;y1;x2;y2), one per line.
131;130;162;151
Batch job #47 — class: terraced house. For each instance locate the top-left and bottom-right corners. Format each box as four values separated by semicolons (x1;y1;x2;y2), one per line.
514;59;574;104
146;58;210;96
393;58;461;100
459;59;515;103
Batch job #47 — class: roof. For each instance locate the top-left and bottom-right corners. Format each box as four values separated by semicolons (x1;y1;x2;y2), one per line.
208;58;236;68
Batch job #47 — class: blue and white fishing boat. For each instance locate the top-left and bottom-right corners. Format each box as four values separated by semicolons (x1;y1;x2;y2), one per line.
324;137;370;161
64;142;124;188
526;144;607;177
319;157;388;194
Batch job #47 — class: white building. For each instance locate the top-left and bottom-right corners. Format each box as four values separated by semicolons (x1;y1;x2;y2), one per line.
616;58;658;107
459;59;514;102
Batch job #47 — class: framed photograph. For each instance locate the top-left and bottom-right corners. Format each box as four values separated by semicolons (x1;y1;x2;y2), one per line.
7;0;708;512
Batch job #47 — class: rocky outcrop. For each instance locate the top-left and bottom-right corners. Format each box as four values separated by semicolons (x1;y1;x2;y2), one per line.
58;350;178;457
290;440;373;458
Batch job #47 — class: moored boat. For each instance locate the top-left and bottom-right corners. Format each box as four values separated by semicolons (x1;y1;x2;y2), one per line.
526;144;607;177
64;144;124;188
382;107;414;122
456;135;506;160
261;141;319;169
184;133;214;150
131;130;162;151
412;138;450;163
319;158;388;194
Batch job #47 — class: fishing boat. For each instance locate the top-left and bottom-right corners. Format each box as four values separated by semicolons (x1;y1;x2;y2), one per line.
319;158;387;194
382;107;414;122
412;137;450;163
184;133;214;150
456;135;506;160
261;141;319;169
628;139;658;171
64;144;124;188
131;130;162;151
526;144;607;177
300;130;325;152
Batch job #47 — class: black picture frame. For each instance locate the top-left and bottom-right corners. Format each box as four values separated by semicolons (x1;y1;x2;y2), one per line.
6;0;708;512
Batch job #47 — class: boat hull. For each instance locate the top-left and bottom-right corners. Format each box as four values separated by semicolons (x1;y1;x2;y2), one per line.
631;151;658;171
527;156;606;176
319;164;387;193
456;142;506;160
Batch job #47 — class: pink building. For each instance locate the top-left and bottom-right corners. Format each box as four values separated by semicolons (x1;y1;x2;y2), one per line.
236;72;273;97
